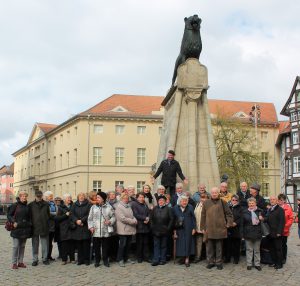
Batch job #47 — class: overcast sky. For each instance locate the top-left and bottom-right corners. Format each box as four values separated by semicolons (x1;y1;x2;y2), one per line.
1;0;299;164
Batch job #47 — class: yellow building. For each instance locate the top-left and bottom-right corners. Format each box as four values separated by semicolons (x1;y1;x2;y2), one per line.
13;94;280;200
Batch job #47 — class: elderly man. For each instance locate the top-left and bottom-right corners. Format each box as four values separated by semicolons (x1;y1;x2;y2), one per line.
236;182;251;208
127;185;136;205
171;183;184;207
192;183;210;203
200;187;233;270
220;182;232;203
249;183;266;211
152;150;188;197
265;196;285;269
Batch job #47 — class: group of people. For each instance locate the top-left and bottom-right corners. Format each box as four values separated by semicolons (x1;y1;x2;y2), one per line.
7;181;297;271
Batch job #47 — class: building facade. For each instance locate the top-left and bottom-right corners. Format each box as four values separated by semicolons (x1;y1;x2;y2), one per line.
277;76;300;210
0;164;14;204
13;94;280;200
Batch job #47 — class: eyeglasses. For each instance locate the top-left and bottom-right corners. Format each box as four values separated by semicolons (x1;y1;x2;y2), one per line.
232;199;238;201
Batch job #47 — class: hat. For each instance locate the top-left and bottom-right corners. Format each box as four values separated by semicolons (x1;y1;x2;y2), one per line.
97;191;107;201
157;195;167;201
168;150;175;156
250;183;261;192
35;190;43;197
54;197;62;201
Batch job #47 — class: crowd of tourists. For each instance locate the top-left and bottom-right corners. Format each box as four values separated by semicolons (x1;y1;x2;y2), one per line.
7;181;299;271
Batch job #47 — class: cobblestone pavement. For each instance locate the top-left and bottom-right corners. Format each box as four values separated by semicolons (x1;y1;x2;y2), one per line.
1;225;300;286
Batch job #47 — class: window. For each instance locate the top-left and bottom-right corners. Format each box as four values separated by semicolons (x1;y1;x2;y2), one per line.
293;156;300;173
137;181;145;192
67;130;70;138
93;147;103;165
60;134;63;143
137;148;146;165
291;112;297;121
74;149;78;165
292;132;299;144
115;148;124;165
261;152;269;169
296;90;300;102
9;183;13;188
54;137;57;145
115;181;124;188
59;154;63;169
93;181;102;192
66;152;69;168
137;126;146;134
261;183;269;197
53;156;56;171
261;131;268;140
48;158;51;170
74;126;78;135
115;125;125;134
94;124;103;134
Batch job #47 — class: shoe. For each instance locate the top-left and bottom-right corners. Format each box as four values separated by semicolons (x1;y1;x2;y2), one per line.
151;262;159;266
18;263;26;268
275;264;283;270
159;261;166;265
70;260;76;264
103;262;110;268
12;264;18;269
269;264;275;267
217;264;223;270
137;259;143;263
185;263;190;267
85;262;90;266
48;257;55;261
32;261;38;267
43;260;50;265
282;259;286;264
247;266;252;270
193;258;201;263
61;261;67;265
127;259;135;264
119;260;125;267
94;263;100;268
177;259;185;265
206;264;215;269
255;266;262;271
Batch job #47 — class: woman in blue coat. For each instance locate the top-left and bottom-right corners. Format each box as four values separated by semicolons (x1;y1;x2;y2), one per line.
173;195;196;267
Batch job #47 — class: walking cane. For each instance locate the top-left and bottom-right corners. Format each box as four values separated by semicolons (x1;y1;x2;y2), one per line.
173;232;177;264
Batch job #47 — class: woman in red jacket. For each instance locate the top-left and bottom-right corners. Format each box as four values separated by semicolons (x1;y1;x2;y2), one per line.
278;194;294;264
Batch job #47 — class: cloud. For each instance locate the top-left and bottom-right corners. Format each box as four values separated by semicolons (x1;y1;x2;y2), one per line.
0;0;299;164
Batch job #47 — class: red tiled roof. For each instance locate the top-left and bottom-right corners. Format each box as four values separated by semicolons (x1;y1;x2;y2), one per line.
278;121;290;134
36;123;58;134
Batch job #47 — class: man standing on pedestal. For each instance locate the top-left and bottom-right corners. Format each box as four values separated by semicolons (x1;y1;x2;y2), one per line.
152;150;188;197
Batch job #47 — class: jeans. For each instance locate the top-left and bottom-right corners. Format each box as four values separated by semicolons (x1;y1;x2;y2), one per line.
12;238;27;264
206;239;223;265
93;237;109;263
245;239;261;266
32;235;49;262
117;235;132;262
153;235;168;263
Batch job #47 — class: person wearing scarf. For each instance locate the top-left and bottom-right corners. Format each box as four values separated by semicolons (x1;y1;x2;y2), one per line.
142;184;157;210
241;197;264;271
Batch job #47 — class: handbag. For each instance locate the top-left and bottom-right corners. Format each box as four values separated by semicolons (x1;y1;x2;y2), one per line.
261;222;270;237
5;205;18;231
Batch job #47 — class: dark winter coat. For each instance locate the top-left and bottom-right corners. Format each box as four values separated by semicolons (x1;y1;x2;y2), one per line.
251;195;266;211
71;199;91;241
173;204;196;257
265;205;285;238
131;201;150;234
228;204;242;238
236;190;251;208
7;200;32;239
241;208;263;240
153;159;185;187
56;203;73;241
150;205;174;236
200;198;233;239
28;199;50;237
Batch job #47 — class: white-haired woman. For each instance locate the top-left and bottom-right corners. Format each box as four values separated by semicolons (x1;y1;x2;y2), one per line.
56;193;75;264
44;191;57;261
173;195;196;267
154;185;166;202
7;191;32;269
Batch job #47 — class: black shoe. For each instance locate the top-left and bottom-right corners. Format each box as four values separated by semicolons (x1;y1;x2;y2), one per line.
282;259;286;264
32;261;38;267
159;261;166;265
275;264;283;270
206;264;215;269
151;262;159;266
43;260;50;265
103;261;110;267
48;257;55;261
193;258;201;263
269;264;275;267
177;259;185;265
247;266;252;270
185;263;190;267
85;262;90;266
94;263;100;268
217;264;223;270
255;266;262;271
137;259;143;263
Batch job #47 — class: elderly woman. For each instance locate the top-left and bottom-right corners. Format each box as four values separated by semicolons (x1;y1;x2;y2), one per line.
142;184;157;210
131;192;150;263
194;193;208;263
224;195;243;264
7;191;32;269
44;191;57;261
115;193;137;267
241;197;264;271
173;195;196;267
154;185;166;202
71;192;91;265
56;193;75;265
107;191;118;210
88;191;115;267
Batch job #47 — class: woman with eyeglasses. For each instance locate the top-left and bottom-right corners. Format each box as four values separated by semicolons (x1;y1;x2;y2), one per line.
223;195;243;264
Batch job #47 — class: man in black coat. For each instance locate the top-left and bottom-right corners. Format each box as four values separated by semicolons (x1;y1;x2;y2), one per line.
28;190;50;266
265;196;285;269
152;150;188;197
249;183;266;211
236;182;251;209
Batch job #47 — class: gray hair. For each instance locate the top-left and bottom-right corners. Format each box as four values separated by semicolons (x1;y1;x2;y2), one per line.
232;194;239;201
107;190;116;195
62;193;72;200
43;191;53;199
247;197;257;204
18;190;28;197
176;182;183;189
179;195;189;203
127;185;135;190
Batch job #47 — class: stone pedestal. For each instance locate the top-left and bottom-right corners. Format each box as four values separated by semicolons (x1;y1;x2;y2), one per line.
156;58;220;193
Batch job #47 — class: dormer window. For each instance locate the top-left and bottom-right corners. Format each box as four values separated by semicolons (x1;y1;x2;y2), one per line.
233;111;248;119
111;106;128;112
